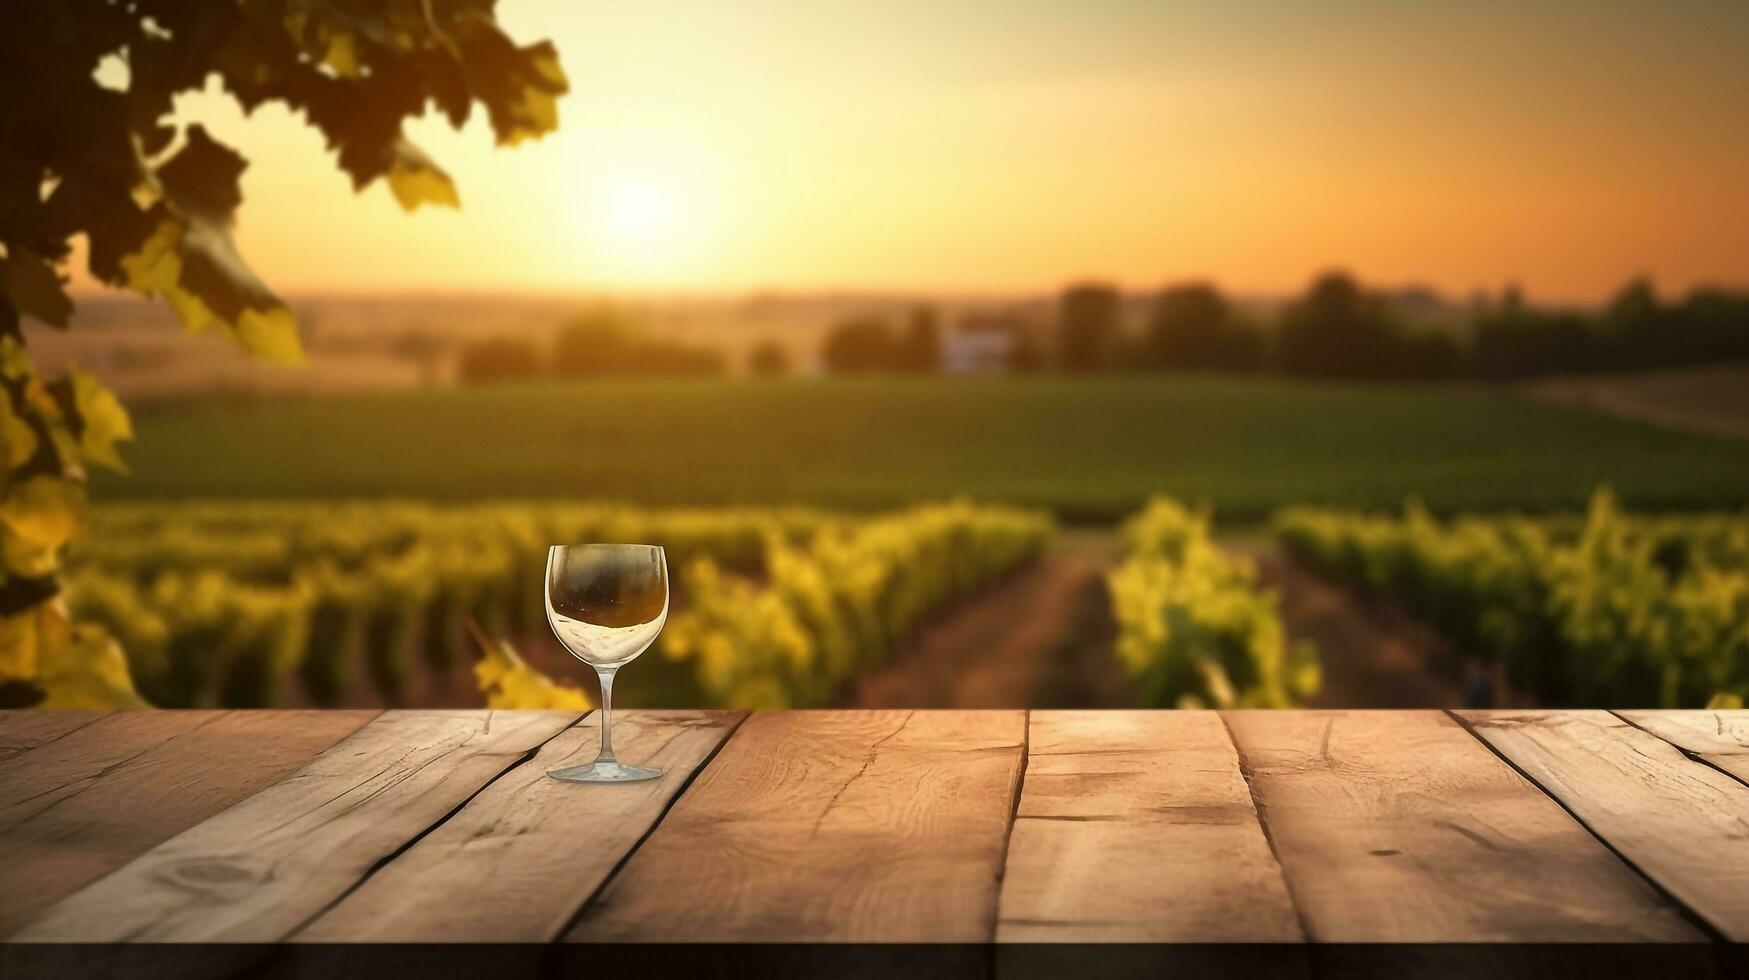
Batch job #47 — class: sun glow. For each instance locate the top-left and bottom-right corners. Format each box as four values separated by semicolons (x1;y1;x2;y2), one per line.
557;126;721;284
607;181;676;243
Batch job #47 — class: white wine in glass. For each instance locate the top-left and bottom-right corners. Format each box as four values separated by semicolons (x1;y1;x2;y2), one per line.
544;543;668;783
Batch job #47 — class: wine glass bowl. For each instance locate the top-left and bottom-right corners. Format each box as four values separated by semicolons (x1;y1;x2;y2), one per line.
544;544;668;783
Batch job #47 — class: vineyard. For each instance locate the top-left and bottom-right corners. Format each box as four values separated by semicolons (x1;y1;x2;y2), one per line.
49;486;1749;713
1274;490;1749;707
65;500;1050;710
102;377;1749;520
1108;498;1319;708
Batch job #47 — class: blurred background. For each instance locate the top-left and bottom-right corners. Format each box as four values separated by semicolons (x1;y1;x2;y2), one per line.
13;0;1749;714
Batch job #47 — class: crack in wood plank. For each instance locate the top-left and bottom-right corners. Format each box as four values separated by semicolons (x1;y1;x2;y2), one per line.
1448;707;1735;945
808;710;916;842
11;710;583;943
0;712;106;763
1610;708;1749;789
4;712;231;818
1220;711;1315;944
1229;710;1703;943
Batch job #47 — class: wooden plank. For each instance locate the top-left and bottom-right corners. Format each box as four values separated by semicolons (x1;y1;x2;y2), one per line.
1461;709;1749;941
1224;710;1703;942
297;710;743;941
1617;709;1749;784
0;711;224;811
996;710;1302;943
12;709;580;942
0;709;375;937
0;710;104;763
566;709;1026;942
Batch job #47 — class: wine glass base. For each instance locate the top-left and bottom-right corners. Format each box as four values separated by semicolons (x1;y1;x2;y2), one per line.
548;761;662;783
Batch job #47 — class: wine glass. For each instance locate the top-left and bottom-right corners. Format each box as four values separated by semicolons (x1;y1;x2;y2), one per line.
544;544;669;782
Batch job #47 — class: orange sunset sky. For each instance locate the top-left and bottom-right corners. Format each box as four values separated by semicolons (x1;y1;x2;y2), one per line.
80;0;1749;303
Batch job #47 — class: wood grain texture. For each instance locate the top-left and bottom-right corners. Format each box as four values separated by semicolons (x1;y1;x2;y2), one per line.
11;709;580;942
1617;709;1749;784
0;710;104;763
996;710;1302;943
1461;709;1749;941
0;709;375;938
1224;710;1702;942
299;710;742;941
567;709;1026;942
0;711;222;811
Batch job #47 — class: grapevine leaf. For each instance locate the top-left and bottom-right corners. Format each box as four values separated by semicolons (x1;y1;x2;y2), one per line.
0;610;35;681
0;475;87;569
156;125;247;218
2;248;74;328
32;603;146;708
468;620;592;710
322;30;364;79
114;126;306;363
46;369;132;473
122;213;305;365
462;31;568;146
0;393;38;472
386;136;460;211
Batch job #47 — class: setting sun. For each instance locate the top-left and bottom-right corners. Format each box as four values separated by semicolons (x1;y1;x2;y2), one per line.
607;181;676;244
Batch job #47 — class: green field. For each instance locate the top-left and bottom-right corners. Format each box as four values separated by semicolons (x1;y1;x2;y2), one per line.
99;377;1749;521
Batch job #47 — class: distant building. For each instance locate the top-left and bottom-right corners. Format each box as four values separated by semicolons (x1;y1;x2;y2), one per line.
944;313;1022;374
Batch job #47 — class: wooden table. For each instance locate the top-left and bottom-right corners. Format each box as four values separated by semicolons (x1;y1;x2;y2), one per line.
1;709;1745;977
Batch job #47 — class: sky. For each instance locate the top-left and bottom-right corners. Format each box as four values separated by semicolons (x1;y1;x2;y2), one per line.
81;0;1749;302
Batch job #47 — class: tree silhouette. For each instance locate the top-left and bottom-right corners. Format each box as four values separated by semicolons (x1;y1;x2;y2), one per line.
1276;272;1397;377
748;339;791;378
1145;282;1263;371
551;308;724;377
899;305;942;373
0;0;567;706
821;316;899;375
1058;282;1120;372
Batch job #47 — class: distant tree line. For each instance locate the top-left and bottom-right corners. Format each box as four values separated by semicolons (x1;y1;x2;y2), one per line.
458;309;726;384
816;273;1749;381
819;307;943;374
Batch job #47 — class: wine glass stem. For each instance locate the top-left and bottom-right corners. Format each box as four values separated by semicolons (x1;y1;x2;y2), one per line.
595;667;618;764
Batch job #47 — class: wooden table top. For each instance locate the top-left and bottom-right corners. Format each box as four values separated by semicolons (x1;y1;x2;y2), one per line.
1;709;1745;972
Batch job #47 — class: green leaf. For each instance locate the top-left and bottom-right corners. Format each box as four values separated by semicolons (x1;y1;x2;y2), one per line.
122;213;305;365
157;126;248;219
2;248;74;328
468;620;592;710
33;604;147;708
386;136;459;211
0;610;36;682
62;369;133;473
0;475;87;553
0;392;38;472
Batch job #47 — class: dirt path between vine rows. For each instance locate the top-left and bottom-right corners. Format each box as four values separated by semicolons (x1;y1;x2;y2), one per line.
1225;538;1468;708
842;531;1474;710
840;530;1131;709
367;531;1471;711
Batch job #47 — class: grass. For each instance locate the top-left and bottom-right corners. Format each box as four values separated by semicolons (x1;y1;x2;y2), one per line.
99;376;1749;522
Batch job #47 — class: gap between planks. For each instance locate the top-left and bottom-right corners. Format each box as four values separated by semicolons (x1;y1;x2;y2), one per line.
1455;707;1749;945
1226;710;1702;944
1455;707;1728;945
284;710;597;939
1609;709;1749;789
11;710;587;942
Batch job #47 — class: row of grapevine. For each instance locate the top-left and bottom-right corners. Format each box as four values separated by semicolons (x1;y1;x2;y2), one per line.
1107;498;1319;708
64;500;1047;709
1273;490;1749;707
659;502;1054;707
